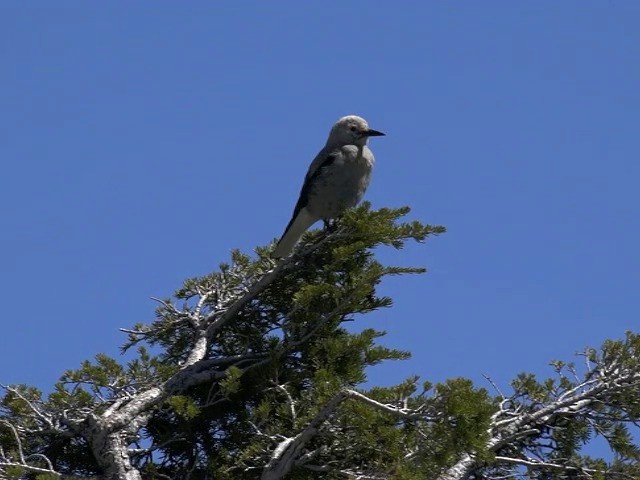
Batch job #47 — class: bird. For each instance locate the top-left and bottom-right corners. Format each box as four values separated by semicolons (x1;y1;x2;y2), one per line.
272;115;385;258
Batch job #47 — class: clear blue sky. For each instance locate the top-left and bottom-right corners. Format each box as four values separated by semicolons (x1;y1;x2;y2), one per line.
1;2;639;397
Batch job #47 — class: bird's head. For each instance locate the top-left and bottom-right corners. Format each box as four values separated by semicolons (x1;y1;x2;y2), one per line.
327;115;385;147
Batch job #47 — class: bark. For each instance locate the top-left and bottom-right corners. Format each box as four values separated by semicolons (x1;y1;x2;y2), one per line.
435;454;475;480
261;392;348;480
89;428;141;480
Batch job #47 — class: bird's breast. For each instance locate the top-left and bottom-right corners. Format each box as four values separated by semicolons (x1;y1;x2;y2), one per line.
306;146;374;219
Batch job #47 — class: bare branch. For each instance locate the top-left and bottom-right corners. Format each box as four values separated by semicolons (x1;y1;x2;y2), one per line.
483;374;506;400
493;455;596;474
0;420;60;478
261;391;349;480
274;383;297;422
344;389;433;420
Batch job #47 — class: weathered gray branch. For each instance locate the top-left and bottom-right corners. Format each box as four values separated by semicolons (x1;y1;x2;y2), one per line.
0;419;61;479
261;391;349;480
435;367;640;480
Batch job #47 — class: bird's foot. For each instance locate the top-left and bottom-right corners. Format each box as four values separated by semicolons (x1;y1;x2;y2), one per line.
323;219;339;232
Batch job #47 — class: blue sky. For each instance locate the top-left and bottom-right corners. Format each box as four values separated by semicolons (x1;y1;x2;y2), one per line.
1;2;639;401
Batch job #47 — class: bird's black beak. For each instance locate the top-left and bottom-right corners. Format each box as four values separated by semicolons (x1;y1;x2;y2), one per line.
364;128;385;137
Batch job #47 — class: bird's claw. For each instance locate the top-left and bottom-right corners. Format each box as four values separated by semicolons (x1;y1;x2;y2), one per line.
323;219;339;232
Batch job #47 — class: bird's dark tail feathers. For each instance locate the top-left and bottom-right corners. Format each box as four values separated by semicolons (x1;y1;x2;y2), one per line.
272;207;317;258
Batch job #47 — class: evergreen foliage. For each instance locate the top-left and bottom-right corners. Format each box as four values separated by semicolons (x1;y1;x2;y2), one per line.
1;204;638;480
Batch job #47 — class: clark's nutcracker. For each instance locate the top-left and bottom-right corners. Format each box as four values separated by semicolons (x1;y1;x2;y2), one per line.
273;115;385;258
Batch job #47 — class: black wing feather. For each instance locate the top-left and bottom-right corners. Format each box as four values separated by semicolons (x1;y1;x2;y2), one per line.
286;152;338;226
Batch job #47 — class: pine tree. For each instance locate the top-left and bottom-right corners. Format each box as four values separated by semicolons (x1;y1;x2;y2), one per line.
1;204;639;480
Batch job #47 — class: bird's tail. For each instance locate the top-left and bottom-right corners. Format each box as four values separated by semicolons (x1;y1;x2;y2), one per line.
272;207;317;258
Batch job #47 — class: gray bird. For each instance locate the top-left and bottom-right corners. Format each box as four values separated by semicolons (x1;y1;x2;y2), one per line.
273;115;385;258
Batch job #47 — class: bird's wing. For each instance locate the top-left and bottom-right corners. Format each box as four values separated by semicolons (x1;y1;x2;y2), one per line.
305;145;340;181
289;148;340;221
273;148;342;258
